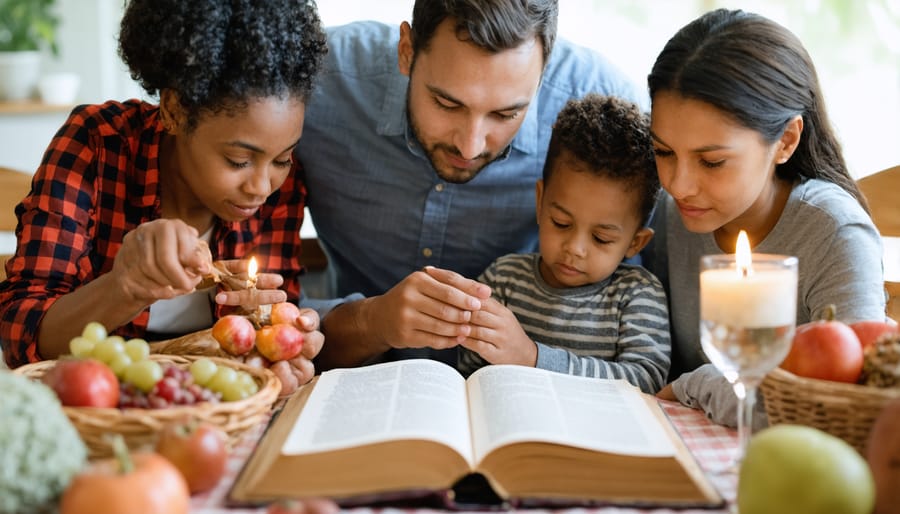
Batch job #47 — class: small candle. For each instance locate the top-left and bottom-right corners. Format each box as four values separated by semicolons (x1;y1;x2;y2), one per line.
247;256;258;289
243;256;272;325
244;256;260;313
700;231;797;328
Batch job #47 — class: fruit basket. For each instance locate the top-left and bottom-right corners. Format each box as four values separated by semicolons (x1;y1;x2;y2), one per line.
13;354;279;459
760;366;900;453
149;328;229;358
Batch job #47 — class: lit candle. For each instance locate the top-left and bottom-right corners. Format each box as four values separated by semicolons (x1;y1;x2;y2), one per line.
244;256;260;313
247;256;259;289
700;231;797;328
243;256;271;325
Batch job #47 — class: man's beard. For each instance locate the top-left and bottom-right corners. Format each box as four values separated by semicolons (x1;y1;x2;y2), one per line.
405;91;500;185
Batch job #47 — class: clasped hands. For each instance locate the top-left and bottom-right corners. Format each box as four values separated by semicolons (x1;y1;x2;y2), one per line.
368;266;538;367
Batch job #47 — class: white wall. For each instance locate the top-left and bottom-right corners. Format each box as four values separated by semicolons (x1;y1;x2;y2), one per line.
0;0;140;173
2;0;898;177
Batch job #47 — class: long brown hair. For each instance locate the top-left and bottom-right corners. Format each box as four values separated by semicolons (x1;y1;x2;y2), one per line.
648;8;868;212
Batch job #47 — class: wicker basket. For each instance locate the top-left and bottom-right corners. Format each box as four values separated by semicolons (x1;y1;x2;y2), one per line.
761;367;900;453
149;328;229;358
14;354;280;459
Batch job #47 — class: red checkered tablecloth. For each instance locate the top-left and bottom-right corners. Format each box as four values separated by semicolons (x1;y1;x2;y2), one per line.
191;399;738;514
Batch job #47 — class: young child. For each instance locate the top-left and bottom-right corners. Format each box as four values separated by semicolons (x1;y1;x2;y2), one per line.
457;94;670;394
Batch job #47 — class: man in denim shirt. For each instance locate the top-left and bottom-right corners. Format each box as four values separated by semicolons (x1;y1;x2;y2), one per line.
299;0;646;369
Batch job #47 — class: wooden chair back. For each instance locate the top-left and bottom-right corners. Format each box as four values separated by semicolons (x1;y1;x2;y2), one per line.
857;165;900;321
0;167;33;281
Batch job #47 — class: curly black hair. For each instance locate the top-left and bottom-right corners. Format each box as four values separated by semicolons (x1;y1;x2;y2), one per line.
542;94;660;226
118;0;327;132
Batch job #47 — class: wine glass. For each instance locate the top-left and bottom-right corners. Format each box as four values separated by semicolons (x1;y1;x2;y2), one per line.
699;243;798;472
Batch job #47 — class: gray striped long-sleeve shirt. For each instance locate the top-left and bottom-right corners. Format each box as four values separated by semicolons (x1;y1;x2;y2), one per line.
458;253;671;393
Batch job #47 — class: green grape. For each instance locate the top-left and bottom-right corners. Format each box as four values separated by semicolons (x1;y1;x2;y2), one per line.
108;352;132;379
104;335;126;347
189;358;218;386
69;336;95;357
81;321;108;343
221;382;250;402
124;360;163;393
206;366;238;394
124;338;150;362
236;371;259;396
91;337;126;364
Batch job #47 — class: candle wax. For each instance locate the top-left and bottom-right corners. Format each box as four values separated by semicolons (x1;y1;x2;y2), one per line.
700;267;797;327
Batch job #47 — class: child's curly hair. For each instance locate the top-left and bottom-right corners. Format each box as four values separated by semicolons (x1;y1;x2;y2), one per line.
543;94;660;226
118;0;327;132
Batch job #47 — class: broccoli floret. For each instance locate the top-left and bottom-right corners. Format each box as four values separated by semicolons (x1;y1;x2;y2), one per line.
0;371;87;514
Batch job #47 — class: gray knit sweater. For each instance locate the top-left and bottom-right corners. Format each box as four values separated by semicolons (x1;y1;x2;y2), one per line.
644;178;885;427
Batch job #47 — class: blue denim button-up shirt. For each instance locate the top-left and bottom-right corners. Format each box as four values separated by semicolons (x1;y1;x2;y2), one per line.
298;21;647;301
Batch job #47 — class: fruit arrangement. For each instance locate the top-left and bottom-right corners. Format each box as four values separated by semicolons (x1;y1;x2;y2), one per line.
46;322;261;408
761;309;900;458
211;302;305;362
778;305;899;385
60;434;190;514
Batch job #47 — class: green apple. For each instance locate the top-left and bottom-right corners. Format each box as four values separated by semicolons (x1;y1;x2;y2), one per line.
738;424;875;514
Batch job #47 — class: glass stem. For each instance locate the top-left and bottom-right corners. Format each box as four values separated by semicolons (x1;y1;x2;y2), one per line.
733;381;757;467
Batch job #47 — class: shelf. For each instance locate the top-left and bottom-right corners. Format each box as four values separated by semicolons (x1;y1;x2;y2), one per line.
0;100;75;115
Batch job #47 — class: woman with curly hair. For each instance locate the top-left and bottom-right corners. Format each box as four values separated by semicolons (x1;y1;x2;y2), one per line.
0;0;329;391
455;94;671;394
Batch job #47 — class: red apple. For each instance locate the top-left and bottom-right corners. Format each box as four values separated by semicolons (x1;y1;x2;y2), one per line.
255;323;304;362
155;418;229;494
211;315;256;356
270;302;302;326
780;311;863;383
42;358;120;407
850;320;900;352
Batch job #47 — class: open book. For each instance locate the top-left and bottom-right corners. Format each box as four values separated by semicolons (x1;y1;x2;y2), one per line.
229;359;722;509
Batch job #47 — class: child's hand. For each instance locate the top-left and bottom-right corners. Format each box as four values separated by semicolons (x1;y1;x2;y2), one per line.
457;297;537;367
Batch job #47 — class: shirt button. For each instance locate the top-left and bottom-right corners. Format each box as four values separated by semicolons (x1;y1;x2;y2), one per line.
422;248;433;258
434;183;444;192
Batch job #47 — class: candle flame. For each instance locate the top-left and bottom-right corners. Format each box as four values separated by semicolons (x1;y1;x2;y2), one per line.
248;256;258;279
735;230;752;276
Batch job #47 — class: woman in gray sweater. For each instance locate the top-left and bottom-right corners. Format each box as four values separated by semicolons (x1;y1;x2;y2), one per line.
643;8;885;427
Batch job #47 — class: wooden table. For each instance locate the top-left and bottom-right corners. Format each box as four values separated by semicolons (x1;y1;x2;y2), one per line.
190;400;739;514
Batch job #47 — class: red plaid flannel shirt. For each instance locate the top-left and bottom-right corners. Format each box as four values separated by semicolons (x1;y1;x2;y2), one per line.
0;100;306;368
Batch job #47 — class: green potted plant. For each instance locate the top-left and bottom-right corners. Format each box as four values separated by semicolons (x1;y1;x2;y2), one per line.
0;0;60;101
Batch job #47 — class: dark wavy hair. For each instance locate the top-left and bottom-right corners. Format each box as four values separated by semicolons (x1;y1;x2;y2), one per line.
543;94;660;227
118;0;327;132
410;0;558;65
648;8;867;212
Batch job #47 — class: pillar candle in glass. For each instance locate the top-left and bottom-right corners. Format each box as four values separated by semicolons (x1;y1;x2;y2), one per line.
699;230;798;470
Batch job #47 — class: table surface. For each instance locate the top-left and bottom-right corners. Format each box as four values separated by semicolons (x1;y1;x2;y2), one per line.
190;399;739;514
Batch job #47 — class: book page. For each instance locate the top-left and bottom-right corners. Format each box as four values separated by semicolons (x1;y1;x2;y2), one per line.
466;365;676;464
281;359;473;462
